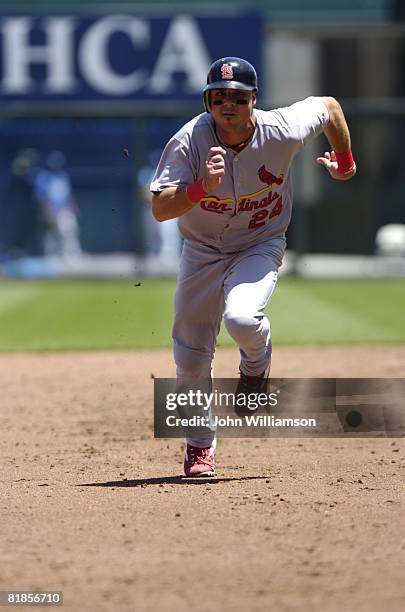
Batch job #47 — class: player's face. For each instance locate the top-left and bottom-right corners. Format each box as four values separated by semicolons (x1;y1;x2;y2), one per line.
210;88;256;129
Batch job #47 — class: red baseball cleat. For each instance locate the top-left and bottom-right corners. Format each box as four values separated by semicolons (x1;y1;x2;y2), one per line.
184;444;216;477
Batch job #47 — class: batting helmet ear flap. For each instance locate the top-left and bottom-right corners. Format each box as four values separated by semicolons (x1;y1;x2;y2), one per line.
203;90;211;112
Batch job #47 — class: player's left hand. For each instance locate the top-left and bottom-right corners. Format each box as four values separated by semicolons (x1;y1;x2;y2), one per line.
316;151;356;181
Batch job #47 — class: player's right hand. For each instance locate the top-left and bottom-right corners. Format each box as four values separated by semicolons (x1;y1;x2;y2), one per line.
204;147;226;192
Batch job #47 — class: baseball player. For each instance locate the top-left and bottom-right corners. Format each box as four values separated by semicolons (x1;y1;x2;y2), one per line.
150;57;356;476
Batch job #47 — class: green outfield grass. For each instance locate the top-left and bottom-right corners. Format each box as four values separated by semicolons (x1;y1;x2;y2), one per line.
0;278;404;352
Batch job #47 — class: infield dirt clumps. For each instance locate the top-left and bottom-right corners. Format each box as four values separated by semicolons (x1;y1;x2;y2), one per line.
1;346;404;612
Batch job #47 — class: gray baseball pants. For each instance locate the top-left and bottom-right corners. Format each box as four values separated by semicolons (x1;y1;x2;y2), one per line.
172;237;285;447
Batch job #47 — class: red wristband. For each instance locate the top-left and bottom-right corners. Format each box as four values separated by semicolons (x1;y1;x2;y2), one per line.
186;178;207;203
335;150;355;174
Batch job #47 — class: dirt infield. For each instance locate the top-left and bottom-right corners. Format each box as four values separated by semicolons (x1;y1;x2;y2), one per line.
1;346;404;612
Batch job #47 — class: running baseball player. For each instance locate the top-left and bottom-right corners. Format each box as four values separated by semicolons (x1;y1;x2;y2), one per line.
150;57;356;476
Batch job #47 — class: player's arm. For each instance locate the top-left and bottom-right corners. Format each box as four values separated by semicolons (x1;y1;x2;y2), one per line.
317;96;356;181
152;186;199;222
152;147;226;221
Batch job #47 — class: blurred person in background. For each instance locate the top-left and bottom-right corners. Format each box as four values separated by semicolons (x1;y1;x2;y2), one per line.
137;148;181;276
3;148;43;258
34;151;82;258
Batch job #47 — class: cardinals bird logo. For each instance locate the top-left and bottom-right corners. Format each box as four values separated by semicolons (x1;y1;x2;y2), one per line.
258;165;283;186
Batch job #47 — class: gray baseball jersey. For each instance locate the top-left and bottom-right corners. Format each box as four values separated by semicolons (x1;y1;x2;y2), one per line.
150;96;329;254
